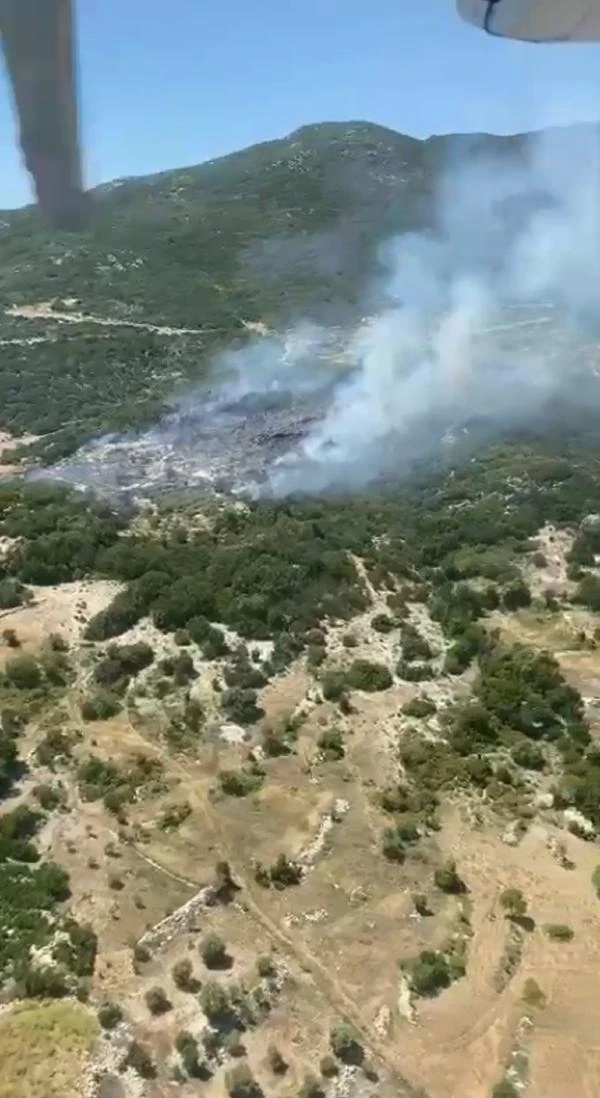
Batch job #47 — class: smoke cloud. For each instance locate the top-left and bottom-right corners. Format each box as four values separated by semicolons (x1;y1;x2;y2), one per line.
44;123;600;501
265;123;600;494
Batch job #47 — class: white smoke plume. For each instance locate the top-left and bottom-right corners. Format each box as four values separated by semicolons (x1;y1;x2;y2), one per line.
266;123;600;493
44;123;600;501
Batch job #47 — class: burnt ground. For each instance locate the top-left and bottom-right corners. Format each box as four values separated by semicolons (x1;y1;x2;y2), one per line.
32;384;334;501
27;302;600;504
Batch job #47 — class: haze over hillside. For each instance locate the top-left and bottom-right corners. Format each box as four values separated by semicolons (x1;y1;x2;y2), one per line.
1;118;599;488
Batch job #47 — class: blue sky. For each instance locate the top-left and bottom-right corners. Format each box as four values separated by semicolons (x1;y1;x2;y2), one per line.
0;0;599;208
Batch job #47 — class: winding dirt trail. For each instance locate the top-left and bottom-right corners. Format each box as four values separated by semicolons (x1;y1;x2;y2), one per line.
5;302;224;338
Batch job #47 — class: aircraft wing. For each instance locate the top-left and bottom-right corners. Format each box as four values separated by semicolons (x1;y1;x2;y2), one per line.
457;0;600;42
0;0;88;229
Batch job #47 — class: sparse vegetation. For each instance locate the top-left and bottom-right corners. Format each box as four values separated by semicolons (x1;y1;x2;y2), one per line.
218;767;264;798
320;1054;339;1078
522;977;546;1008
299;1073;325;1098
500;888;527;920
434;859;466;895
4;125;600;1097
318;726;345;760
172;957;198;991
226;1062;262;1098
201;933;230;970
255;853;303;889
122;1039;157;1079
267;1043;288;1074
80;692;122;721
256;954;276;979
345;659;393;692
145;985;171;1014
175;1030;205;1078
544;923;574;941
330;1020;363;1064
491;1081;519;1098
97;1000;124;1030
402;695;436;718
402;950;454;997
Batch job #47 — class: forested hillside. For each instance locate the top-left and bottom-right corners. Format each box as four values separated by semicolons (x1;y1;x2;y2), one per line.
2;120;600;1098
0;120;535;463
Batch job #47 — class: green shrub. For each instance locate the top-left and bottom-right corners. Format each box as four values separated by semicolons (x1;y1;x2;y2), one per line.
522;977;546;1008
97;1000;124;1030
345;659;392;692
225;1062;261;1098
0;578;29;610
175;1031;203;1077
269;853;303;889
122;1040;156;1079
320;1054;339;1078
172;957;197;990
371;613;395;633
321;671;348;702
5;655;42;690
402;696;436;718
218;768;263;798
318;727;345;760
511;741;544;770
256;954;276;979
492;1081;519;1098
500;888;527;919
307;645;326;668
330;1020;363;1064
544;923;574;941
299;1074;325;1098
199;979;230;1022
502;580;532;611
381;827;405;863
412;893;431;916
434;859;466;894
574;574;600;612
80;692;121;721
267;1044;288;1074
403;950;452;997
173;650;196;685
201;933;229;969
221;688;264;726
32;783;64;810
401;624;433;662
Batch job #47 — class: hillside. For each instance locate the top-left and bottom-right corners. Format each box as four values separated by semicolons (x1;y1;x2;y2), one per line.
0;119;537;467
2;429;600;1098
2;120;600;1098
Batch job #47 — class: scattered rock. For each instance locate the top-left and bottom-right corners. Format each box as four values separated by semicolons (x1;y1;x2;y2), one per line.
564;807;595;838
581;513;600;531
534;791;554;810
501;821;523;847
373;1004;392;1040
331;798;350;823
218;722;246;745
138;885;216;952
397;973;416;1024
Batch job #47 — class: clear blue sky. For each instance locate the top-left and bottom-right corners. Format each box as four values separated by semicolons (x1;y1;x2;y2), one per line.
0;0;599;208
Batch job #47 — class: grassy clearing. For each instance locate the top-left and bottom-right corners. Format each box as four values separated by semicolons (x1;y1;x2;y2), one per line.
0;1001;99;1098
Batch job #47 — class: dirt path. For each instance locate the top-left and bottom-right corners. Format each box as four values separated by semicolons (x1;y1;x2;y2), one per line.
124;742;426;1096
5;302;226;338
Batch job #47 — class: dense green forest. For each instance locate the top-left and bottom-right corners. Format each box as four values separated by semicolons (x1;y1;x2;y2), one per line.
2;419;600;824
